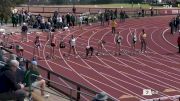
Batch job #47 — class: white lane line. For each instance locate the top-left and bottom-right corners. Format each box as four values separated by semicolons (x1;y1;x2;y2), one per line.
60;26;119;100
130;27;180;89
162;28;178;48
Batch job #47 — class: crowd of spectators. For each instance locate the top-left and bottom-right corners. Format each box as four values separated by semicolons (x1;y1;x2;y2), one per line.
0;50;49;101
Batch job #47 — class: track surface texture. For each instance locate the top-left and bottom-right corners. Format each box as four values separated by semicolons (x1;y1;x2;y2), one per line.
7;15;180;101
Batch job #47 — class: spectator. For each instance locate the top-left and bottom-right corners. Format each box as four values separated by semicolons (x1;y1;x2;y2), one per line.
142;9;145;17
66;13;71;26
0;46;5;62
71;14;76;27
6;54;17;65
57;15;63;29
92;92;108;101
0;60;26;101
114;8;117;18
78;15;83;30
120;10;124;22
12;14;18;27
105;10;110;25
100;13;105;26
23;60;49;98
17;57;26;71
176;16;179;32
18;11;23;26
40;17;45;32
169;19;174;34
72;5;76;14
123;11;127;22
16;57;26;84
174;17;178;33
150;7;154;16
178;34;180;53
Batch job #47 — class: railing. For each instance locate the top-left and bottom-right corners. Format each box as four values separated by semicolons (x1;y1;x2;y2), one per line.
29;74;95;101
2;47;115;101
15;5;180;17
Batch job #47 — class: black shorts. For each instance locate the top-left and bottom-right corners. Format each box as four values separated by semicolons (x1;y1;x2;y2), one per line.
133;40;136;44
19;49;23;51
35;44;40;48
116;41;121;44
71;45;75;48
51;43;56;47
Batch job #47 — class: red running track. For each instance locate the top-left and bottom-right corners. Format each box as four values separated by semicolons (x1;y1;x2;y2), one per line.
6;15;180;101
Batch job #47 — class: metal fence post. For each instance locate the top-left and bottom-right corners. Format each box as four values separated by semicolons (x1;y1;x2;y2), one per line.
26;60;29;70
76;86;80;101
70;89;73;101
47;71;50;87
28;74;32;101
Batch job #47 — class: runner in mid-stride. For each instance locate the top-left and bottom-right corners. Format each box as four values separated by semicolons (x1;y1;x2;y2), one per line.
140;29;147;53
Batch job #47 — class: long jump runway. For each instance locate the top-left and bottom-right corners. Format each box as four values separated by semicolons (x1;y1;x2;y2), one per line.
7;16;180;101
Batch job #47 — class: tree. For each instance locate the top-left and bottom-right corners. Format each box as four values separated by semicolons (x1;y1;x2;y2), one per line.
0;0;25;24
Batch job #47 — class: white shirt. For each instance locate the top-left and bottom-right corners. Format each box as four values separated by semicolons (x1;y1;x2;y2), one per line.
0;29;5;35
133;34;137;42
79;16;83;23
41;18;45;24
71;38;76;46
57;17;62;23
